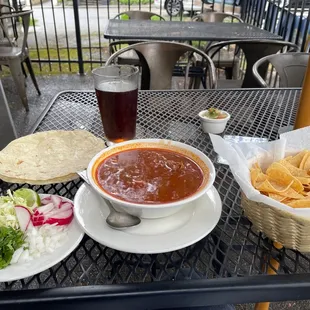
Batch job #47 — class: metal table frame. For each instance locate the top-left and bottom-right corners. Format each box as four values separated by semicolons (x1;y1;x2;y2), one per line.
1;88;310;309
0;80;17;148
103;20;283;41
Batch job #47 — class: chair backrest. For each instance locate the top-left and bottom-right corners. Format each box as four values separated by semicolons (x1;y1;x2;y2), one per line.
113;10;165;21
0;4;18;42
106;41;217;90
109;40;145;55
192;12;243;23
253;52;309;87
206;39;299;88
0;10;31;52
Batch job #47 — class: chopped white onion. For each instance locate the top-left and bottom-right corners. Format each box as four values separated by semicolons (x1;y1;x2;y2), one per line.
15;224;69;264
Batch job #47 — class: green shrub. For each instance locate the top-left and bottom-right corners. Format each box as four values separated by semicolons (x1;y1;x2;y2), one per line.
119;12;159;20
111;0;154;5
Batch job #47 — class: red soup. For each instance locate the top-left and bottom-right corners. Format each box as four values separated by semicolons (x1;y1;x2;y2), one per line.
95;148;206;204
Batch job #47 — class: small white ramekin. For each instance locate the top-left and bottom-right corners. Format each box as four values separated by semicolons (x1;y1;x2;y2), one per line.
198;110;231;134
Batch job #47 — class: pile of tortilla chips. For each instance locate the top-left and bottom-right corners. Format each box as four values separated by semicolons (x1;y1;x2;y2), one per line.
250;150;310;208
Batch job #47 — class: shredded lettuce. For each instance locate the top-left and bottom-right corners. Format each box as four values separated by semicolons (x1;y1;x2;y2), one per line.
0;190;28;229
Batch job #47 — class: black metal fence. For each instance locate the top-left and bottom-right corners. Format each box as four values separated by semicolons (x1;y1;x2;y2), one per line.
6;0;310;74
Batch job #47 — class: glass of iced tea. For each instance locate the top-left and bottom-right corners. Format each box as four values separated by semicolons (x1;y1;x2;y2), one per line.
92;65;139;144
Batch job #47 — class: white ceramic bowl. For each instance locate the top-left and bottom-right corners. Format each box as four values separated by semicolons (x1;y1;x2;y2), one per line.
87;139;216;219
198;110;231;134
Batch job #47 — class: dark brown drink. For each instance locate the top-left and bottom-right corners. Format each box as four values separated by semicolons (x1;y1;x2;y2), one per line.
95;81;138;143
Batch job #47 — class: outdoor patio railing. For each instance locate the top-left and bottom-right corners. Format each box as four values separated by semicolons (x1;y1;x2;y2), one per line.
2;0;310;74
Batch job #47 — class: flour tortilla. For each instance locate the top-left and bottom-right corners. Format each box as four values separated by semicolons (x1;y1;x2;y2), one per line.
0;130;106;184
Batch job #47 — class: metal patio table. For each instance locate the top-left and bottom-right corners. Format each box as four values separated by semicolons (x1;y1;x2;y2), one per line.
104;20;283;41
2;88;310;309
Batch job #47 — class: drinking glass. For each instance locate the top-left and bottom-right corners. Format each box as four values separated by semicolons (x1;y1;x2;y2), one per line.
92;65;139;144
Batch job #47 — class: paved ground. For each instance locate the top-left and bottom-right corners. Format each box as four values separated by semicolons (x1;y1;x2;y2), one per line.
27;4;169;48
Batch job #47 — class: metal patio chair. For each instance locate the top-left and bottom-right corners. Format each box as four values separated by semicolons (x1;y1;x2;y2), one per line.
192;11;243;23
253;52;309;88
0;4;18;46
111;11;165;66
206;39;299;88
192;12;244;80
109;40;144;66
106;41;217;90
0;10;40;111
0;4;28;78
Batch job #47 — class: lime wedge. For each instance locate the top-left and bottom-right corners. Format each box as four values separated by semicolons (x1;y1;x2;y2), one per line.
14;189;41;208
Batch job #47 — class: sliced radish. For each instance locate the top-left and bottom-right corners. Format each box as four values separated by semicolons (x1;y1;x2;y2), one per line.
51;195;62;209
58;202;73;212
27;221;34;231
41;196;52;205
32;195;74;226
35;203;54;214
44;209;73;226
15;206;31;232
32;212;45;226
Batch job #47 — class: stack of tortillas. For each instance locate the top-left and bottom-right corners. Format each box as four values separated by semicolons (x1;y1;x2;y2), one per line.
0;130;106;184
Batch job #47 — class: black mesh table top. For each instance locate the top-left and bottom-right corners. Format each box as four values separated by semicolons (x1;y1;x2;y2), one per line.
104;20;283;41
2;88;310;308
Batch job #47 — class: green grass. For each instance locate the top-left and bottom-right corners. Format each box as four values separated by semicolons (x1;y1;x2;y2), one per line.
29;18;38;27
18;17;37;26
0;47;109;76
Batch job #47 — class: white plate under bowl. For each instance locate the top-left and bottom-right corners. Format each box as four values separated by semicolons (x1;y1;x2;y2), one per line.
74;183;222;254
0;194;84;282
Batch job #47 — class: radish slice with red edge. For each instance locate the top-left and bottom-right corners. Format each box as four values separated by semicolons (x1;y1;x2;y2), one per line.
51;195;62;209
15;206;31;232
58;202;73;212
41;196;52;205
44;209;73;226
35;203;54;214
31;195;74;226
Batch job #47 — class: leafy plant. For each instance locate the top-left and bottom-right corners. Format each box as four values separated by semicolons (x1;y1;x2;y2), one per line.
111;0;154;5
0;226;24;269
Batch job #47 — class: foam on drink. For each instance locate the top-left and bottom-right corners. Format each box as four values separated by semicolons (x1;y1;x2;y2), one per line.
96;80;137;93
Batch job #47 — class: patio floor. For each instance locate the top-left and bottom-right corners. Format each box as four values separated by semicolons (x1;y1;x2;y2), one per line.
2;74;94;137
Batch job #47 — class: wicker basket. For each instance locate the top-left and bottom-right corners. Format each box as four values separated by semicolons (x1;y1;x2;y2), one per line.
241;193;310;252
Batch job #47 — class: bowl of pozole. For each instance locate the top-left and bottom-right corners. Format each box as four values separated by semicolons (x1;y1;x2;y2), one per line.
87;139;216;219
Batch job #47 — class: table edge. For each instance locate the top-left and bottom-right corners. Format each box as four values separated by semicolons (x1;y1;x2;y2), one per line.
1;274;310;307
103;20;283;40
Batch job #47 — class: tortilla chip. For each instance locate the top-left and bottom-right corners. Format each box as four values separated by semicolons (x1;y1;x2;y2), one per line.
278;188;305;199
287;199;310;208
256;179;293;193
283;155;293;161
252;162;261;170
250;167;261;186
296;177;310;184
266;163;303;192
303;154;310;171
287;150;308;167
268;193;286;202
300;152;310;169
279;160;309;177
